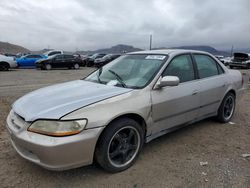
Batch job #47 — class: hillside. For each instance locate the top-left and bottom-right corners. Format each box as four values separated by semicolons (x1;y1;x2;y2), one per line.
155;45;230;56
77;44;142;55
0;41;30;54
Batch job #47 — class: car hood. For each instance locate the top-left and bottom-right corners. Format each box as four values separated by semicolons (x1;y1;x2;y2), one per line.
35;58;45;63
12;80;132;122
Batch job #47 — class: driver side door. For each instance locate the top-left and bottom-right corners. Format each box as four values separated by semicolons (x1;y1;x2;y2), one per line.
150;54;201;135
53;55;64;68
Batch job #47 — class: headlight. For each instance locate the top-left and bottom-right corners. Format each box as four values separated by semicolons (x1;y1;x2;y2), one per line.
28;119;87;136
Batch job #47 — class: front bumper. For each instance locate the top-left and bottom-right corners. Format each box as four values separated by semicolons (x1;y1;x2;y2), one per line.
6;111;104;171
35;63;43;68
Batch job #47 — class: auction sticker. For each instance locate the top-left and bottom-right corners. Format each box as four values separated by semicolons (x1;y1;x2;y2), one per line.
145;55;166;60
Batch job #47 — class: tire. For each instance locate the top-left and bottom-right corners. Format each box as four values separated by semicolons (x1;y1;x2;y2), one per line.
45;64;52;70
217;92;235;123
0;62;10;71
95;118;144;173
73;63;80;69
41;66;45;70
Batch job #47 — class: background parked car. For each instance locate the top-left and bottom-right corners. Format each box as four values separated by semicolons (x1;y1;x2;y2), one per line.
94;54;121;67
16;52;30;58
36;54;82;70
16;54;46;67
229;52;250;69
0;54;18;70
4;53;17;58
43;50;63;57
73;54;87;66
86;53;106;67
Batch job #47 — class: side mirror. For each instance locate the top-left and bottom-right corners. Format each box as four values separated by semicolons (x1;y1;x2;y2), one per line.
155;76;180;89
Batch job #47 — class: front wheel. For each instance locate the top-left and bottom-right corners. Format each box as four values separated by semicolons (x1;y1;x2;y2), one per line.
95;118;144;173
247;64;250;69
217;92;235;123
45;64;52;70
0;63;10;71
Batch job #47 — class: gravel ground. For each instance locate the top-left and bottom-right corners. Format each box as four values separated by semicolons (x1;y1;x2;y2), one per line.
0;68;249;188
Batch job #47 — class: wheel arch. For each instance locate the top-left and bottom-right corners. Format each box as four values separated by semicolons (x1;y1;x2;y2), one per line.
227;89;236;98
0;61;10;67
106;113;147;135
0;61;10;70
95;113;147;152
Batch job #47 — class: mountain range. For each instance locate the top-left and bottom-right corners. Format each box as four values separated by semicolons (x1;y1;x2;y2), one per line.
0;41;249;57
0;41;30;54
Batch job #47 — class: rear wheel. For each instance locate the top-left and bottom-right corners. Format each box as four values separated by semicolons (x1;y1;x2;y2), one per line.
45;64;52;70
217;92;235;123
95;118;144;173
74;63;80;69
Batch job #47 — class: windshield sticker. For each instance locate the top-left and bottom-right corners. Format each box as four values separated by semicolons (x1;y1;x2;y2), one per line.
145;55;166;60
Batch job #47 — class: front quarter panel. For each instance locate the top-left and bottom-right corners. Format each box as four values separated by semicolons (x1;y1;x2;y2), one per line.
61;89;152;135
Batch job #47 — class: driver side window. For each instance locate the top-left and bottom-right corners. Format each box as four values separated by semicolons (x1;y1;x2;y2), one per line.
162;54;195;83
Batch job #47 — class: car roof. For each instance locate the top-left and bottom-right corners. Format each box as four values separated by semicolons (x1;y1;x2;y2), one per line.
128;49;210;55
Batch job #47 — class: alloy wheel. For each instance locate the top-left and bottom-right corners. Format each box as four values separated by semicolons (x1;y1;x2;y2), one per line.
107;126;141;168
74;63;80;69
223;95;235;120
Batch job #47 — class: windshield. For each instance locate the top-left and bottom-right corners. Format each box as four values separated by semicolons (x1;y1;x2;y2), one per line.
102;54;112;59
85;54;167;89
90;53;99;59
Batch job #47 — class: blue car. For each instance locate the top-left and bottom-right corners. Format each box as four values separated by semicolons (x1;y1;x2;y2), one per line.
16;54;47;67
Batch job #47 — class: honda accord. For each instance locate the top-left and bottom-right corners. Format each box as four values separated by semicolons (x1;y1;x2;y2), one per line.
6;50;244;172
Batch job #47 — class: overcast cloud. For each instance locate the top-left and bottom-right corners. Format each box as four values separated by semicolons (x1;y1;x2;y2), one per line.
0;0;249;51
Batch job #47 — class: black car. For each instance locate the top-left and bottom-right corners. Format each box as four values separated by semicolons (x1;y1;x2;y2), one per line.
229;52;250;69
94;54;121;67
36;54;83;70
86;53;106;67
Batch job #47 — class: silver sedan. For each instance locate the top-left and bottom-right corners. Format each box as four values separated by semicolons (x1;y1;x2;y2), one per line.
6;50;244;172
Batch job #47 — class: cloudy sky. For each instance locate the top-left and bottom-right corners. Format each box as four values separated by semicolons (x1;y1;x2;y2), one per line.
0;0;249;51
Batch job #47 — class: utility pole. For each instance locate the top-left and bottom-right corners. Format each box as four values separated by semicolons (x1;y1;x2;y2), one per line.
149;34;152;50
230;45;234;57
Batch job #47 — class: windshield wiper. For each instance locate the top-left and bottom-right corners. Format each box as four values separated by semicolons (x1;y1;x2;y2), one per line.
108;69;127;88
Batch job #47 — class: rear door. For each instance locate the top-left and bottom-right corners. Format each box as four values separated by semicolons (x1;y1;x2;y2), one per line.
151;54;201;134
31;55;42;66
64;55;75;67
22;55;33;66
192;54;228;118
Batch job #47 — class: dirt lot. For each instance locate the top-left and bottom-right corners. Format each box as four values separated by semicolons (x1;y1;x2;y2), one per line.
0;68;249;188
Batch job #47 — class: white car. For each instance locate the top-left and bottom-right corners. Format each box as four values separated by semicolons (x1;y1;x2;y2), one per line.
0;54;18;71
43;50;63;57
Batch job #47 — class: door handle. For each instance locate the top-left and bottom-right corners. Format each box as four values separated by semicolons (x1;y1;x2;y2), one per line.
192;90;199;95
